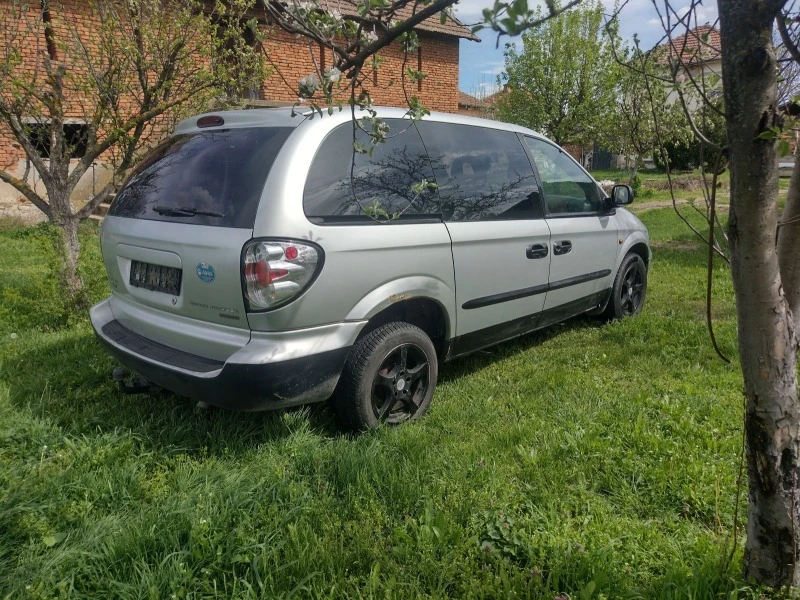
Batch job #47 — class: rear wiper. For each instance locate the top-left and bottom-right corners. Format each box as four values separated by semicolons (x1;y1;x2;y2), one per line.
153;205;224;218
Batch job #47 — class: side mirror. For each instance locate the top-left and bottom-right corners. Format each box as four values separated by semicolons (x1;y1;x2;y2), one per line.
611;184;634;206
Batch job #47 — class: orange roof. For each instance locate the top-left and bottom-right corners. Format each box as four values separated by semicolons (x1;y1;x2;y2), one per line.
316;0;479;41
482;86;507;105
657;24;721;65
458;91;483;107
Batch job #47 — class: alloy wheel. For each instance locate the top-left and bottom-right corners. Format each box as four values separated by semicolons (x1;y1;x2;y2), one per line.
370;344;430;423
620;264;645;315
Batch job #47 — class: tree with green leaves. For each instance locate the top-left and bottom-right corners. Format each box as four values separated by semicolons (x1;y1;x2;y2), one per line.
496;0;619;147
606;43;689;179
0;0;265;307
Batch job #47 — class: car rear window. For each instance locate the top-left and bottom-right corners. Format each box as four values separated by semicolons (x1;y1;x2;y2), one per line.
109;127;293;228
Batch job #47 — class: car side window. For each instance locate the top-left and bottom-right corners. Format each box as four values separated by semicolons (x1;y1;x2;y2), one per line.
303;120;439;221
417;122;542;222
523;137;604;216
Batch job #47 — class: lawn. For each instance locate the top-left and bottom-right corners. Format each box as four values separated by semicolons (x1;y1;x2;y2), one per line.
589;168;732;206
0;208;758;598
591;167;791;207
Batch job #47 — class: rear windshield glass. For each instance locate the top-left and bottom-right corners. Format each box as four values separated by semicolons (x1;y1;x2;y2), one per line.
109;127;293;228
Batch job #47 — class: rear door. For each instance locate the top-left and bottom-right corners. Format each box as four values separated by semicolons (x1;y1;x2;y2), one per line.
417;122;551;355
103;126;293;331
522;136;619;325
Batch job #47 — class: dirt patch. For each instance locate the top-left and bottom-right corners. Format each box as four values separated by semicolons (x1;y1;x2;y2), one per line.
651;240;702;251
631;199;730;213
643;176;728;192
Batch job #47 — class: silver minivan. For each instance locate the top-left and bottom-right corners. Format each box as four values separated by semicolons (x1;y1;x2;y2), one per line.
90;107;651;429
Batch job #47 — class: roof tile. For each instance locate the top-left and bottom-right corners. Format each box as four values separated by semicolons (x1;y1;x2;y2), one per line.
656;24;721;65
316;0;479;41
458;91;483;106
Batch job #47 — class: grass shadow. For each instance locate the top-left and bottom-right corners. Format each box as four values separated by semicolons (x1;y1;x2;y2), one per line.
2;327;341;455
4;313;608;450
439;315;606;385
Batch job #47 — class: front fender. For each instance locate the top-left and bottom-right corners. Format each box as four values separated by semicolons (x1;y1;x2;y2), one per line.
616;231;651;273
613;208;650;264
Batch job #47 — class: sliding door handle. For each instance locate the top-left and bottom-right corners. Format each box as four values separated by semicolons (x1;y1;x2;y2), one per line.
553;240;572;256
526;243;549;259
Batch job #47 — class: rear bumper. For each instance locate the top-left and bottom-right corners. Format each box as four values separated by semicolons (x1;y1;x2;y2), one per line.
90;299;361;411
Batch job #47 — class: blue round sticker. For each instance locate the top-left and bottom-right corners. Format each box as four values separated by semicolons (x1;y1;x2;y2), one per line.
196;263;215;283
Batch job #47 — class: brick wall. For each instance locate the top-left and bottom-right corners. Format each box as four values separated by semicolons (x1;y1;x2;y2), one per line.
562;144;585;163
260;30;460;113
0;0;157;205
0;0;462;206
0;0;42;176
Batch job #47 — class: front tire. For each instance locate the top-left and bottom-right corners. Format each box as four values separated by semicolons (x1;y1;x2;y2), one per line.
334;322;438;431
603;253;647;319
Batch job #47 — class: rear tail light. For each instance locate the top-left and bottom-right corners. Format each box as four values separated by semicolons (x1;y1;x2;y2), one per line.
242;239;322;310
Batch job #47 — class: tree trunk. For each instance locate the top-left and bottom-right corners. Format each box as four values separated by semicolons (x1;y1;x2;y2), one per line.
49;202;86;309
629;158;640;185
778;162;800;333
719;1;800;587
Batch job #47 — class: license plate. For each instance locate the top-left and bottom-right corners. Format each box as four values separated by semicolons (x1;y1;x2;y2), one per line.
129;260;182;296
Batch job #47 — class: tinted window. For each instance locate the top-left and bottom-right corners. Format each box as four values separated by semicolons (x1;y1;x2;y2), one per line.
109;127;293;228
303;120;438;221
417;122;541;221
523;137;604;215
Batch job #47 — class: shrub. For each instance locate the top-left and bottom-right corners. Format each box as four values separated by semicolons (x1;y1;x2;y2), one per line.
630;174;643;196
653;140;699;171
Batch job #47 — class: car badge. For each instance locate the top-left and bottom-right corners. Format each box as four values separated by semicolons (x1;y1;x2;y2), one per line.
196;263;215;283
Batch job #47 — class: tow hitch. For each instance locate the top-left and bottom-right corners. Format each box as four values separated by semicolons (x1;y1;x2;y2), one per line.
112;367;153;394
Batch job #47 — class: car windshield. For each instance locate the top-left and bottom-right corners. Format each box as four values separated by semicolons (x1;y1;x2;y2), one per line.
109;127;293;228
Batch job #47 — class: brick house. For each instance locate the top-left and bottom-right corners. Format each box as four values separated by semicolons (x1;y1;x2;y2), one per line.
658;24;721;78
456;91;485;117
655;23;722;110
260;1;478;112
0;0;477;211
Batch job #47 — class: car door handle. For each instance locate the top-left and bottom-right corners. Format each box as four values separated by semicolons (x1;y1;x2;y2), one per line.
526;243;549;259
553;240;572;256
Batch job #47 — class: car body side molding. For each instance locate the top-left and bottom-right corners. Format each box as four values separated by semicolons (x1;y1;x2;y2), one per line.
449;289;610;358
462;269;611;310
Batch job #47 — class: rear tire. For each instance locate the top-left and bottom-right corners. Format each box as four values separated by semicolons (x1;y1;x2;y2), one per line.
334;322;438;431
603;253;647;319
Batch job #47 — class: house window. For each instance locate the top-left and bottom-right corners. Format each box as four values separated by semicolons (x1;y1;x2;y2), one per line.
215;19;260;100
24;122;89;159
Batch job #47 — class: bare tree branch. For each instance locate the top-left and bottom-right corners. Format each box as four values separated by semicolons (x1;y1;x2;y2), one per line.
0;169;50;217
1;112;54;191
705;150;731;363
68;87;212;190
75;180;117;219
777;9;800;64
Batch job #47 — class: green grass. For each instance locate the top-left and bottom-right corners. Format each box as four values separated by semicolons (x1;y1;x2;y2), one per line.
0;212;765;598
589;169;733;204
590;168;730;183
591;167;791;206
